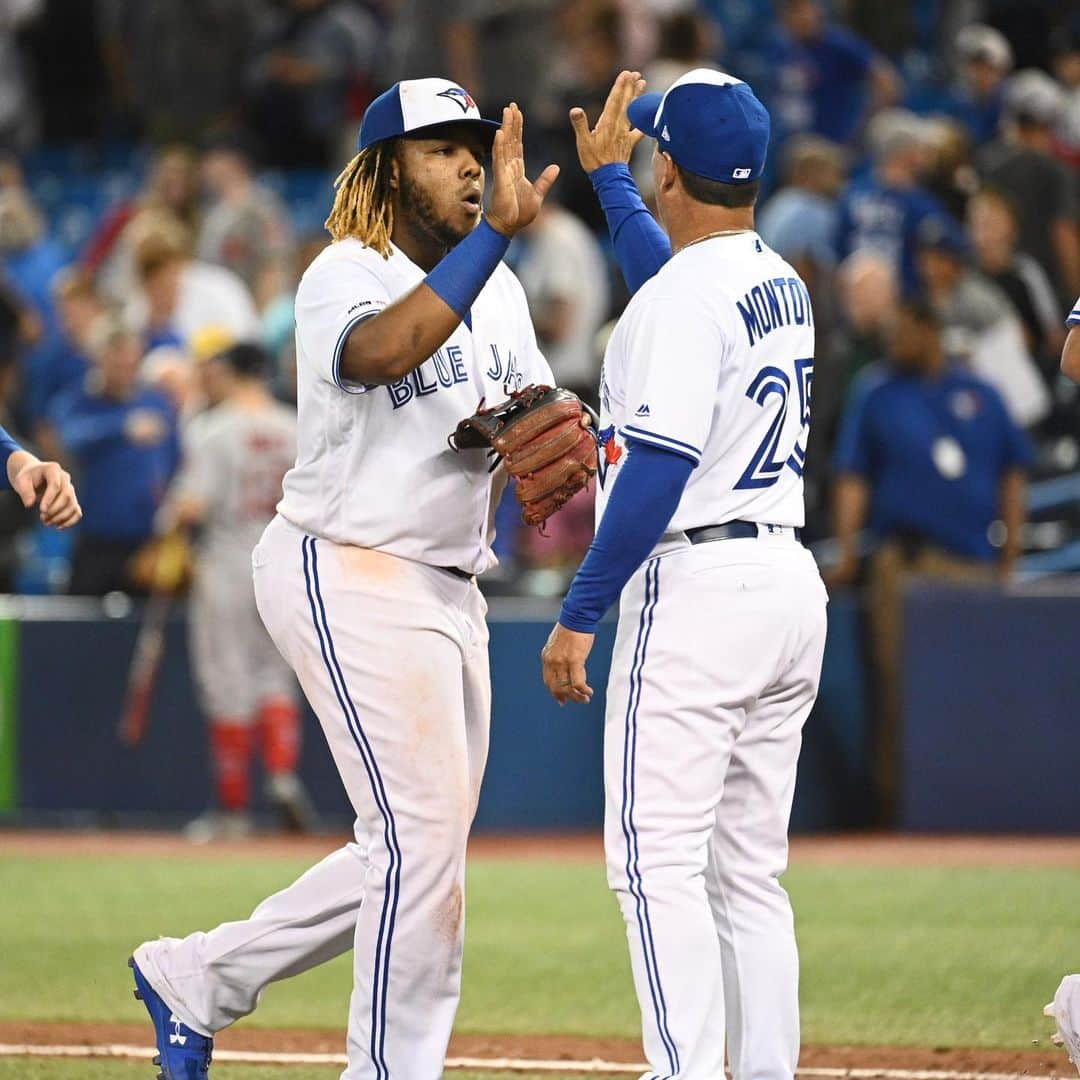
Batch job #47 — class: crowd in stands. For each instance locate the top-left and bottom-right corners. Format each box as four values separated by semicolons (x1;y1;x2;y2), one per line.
0;0;1076;596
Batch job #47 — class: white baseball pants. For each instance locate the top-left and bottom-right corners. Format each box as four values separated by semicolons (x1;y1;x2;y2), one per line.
135;514;491;1080
604;532;827;1080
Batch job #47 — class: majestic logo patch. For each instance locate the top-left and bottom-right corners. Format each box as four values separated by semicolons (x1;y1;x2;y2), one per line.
634;403;651;417
437;86;476;114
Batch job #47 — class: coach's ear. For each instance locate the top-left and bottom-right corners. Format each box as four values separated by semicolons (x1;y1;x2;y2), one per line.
656;150;679;197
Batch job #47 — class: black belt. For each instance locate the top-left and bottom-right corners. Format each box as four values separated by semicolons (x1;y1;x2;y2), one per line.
686;520;802;544
439;565;475;581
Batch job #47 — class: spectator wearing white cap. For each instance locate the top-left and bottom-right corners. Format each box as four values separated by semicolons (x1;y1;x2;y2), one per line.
936;24;1013;145
978;69;1079;304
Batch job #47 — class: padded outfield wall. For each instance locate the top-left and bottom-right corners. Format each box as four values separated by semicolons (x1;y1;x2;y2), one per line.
0;588;1076;832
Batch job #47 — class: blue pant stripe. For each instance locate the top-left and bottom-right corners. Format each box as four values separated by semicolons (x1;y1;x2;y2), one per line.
620;558;679;1076
303;536;402;1079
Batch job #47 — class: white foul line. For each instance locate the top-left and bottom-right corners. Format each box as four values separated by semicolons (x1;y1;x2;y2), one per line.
0;1043;1055;1079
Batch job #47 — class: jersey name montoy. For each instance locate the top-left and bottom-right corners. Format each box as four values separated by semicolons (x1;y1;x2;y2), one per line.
735;276;814;348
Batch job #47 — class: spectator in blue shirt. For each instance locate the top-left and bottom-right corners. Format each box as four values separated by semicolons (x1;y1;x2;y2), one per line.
835;110;951;295
827;296;1030;821
766;0;900;148
50;316;180;596
830;297;1030;575
24;268;100;455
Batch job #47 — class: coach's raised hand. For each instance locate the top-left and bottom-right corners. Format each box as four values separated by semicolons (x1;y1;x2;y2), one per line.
570;70;648;174
486;103;559;237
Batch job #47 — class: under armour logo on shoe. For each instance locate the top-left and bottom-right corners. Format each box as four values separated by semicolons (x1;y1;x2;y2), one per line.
635;403;651;417
169;1015;187;1046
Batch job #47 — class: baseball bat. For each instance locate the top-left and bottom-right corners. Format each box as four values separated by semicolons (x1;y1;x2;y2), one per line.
117;532;189;747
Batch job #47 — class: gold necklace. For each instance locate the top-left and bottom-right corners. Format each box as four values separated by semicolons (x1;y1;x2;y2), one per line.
681;228;752;250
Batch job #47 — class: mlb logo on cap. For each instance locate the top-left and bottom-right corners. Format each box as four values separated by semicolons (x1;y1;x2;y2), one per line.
358;78;501;152
627;69;771;185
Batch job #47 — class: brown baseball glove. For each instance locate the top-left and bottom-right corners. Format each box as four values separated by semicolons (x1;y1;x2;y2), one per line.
450;384;598;527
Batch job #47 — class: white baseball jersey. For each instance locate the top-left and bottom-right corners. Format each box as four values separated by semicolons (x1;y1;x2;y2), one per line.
597;230;814;532
278;238;553;574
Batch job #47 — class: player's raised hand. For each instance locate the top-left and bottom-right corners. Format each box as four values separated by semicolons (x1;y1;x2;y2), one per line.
541;623;595;707
569;70;648;174
7;451;81;529
486;103;560;237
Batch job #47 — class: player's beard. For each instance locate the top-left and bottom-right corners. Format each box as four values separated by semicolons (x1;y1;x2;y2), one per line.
398;171;472;251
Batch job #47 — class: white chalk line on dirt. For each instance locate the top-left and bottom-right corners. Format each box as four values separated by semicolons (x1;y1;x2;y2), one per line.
0;1043;1059;1079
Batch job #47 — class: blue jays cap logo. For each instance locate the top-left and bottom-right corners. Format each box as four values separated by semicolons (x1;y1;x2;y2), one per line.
437;86;477;114
358;78;499;152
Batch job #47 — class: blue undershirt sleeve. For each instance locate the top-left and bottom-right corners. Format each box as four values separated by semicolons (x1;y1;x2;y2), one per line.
590;163;673;294
559;439;693;633
0;425;21;488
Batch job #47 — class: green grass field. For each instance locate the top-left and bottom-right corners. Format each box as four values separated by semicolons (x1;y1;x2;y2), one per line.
0;845;1076;1061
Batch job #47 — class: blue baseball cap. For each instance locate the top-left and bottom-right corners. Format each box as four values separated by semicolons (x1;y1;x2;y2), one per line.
358;78;500;152
627;69;771;185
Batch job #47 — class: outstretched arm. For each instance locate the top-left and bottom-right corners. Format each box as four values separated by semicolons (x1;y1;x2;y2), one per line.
570;71;672;294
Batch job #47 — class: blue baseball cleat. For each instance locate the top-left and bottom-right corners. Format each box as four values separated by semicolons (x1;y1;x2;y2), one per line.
129;955;213;1079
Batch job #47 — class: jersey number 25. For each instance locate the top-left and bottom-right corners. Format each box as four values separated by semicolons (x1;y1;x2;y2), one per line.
734;357;813;490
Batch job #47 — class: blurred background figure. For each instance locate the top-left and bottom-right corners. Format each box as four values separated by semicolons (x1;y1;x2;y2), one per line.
539;2;626;230
0;0;43;152
766;0;901;148
49;316;179;596
978;69;1079;305
835;109;950;296
197;135;293;297
96;0;256;144
159;342;309;841
128;221;260;350
757;134;845;305
920;118;978;223
967;188;1064;380
247;0;381;168
445;0;557;122
514;198;610;399
828;298;1031;820
803;250;900;532
84;145;202;304
916;216;1050;429
939;24;1013;145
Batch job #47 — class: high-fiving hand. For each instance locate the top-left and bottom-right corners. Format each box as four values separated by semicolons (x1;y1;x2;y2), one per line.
486;103;560;237
569;70;648;174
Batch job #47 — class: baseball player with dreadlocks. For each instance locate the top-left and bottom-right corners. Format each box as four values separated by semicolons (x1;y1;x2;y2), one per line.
129;79;589;1080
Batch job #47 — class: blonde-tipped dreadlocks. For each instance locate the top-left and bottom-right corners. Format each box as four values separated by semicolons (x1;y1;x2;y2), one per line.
324;142;397;257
